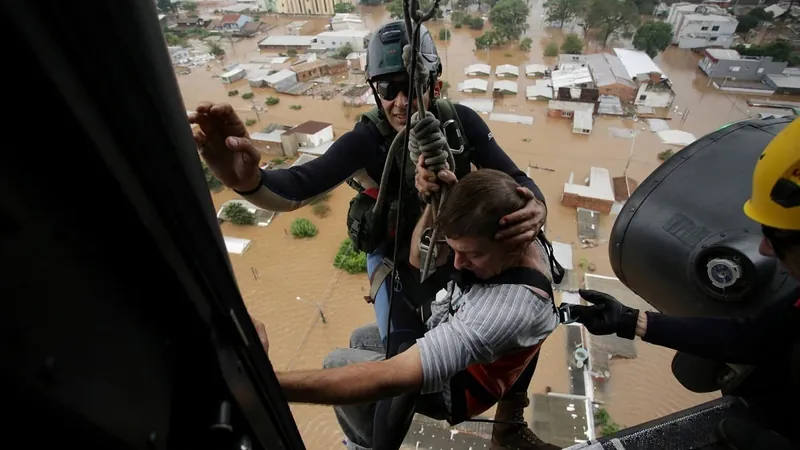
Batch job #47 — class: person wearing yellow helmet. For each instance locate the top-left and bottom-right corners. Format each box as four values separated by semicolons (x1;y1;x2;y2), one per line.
570;118;800;449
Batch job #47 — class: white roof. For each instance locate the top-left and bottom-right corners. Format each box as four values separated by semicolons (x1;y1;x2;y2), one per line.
222;4;254;12
564;167;614;202
684;13;737;22
271;56;290;64
464;63;491;75
221;68;245;78
317;29;370;38
573;110;593;130
526;80;553;99
298;141;334;156
489;113;533;125
495;64;520;76
551;242;574;270
765;4;786;16
291;154;318;167
250;130;285;142
551;67;593;90
526;64;549;76
493;80;518;93
548;100;594;112
458;98;494;113
614;48;668;80
223;236;251;255
657;130;697;146
258;35;315;47
458;79;489;92
263;68;296;84
706;48;740;60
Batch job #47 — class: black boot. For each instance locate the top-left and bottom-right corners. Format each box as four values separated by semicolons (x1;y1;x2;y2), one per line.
490;393;559;450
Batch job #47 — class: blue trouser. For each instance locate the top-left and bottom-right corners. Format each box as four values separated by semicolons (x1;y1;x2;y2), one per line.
366;245;424;350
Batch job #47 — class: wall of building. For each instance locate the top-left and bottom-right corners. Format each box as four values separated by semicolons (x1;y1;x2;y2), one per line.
560;192;613;214
315;33;367;51
597;84;636;104
676;19;737;48
297;127;334;147
277;0;334;15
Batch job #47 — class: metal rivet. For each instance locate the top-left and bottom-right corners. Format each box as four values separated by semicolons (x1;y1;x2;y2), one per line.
629;208;635;212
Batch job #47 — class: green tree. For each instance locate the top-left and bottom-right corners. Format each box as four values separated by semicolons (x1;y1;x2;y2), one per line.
265;96;280;105
735;40;795;64
475;30;505;49
633;21;673;58
312;202;331;217
157;0;175;13
333;239;368;274
544;0;584;28
287;48;298;57
736;14;759;33
203;161;224;192
468;16;484;29
747;7;774;22
334;2;356;12
561;33;584;53
290;218;318;238
208;41;225;56
182;1;198;12
245;119;256;126
387;0;443;19
222;202;256;225
451;11;468;27
334;42;355;59
520;37;533;51
584;0;639;46
360;0;382;5
439;28;451;40
242;92;254;99
544;41;559;56
489;0;530;41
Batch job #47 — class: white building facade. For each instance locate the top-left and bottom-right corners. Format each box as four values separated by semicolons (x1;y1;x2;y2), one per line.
315;29;370;51
666;3;738;48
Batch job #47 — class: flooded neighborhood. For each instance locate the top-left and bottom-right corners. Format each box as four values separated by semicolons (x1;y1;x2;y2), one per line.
167;0;800;448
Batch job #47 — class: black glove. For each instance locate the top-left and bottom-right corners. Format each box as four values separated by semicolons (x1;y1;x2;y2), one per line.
572;289;640;340
717;417;797;450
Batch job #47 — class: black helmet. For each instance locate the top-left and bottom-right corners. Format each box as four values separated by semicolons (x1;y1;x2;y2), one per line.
365;20;441;81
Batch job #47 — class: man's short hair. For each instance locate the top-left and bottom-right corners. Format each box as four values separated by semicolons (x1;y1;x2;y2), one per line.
436;169;525;240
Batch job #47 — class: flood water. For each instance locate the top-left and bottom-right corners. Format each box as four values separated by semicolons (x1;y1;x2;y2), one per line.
179;3;797;448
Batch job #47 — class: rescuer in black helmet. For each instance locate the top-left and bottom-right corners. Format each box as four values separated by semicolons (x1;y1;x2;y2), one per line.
192;19;553;449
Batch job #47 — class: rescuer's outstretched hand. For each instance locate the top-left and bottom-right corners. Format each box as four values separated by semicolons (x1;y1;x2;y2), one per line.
189;102;262;192
573;289;640;340
495;188;547;246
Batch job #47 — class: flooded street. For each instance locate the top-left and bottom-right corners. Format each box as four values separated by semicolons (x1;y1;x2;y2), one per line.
179;4;797;448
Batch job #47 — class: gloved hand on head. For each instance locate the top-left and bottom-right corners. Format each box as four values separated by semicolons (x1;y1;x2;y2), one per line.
571;289;640;340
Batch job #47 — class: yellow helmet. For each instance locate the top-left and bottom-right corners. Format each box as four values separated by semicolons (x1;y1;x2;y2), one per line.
743;118;800;231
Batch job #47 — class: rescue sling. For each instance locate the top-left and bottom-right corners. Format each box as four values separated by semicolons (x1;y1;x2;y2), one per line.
447;266;557;424
346;99;473;255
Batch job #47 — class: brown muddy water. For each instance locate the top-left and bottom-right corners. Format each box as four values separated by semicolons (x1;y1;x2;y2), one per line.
181;3;798;448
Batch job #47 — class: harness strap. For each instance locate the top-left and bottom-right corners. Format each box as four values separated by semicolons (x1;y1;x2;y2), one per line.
366;259;393;304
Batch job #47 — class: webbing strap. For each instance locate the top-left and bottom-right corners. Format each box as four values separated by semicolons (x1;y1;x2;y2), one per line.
367;259;393;303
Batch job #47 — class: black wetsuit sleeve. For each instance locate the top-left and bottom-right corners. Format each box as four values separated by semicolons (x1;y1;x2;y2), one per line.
241;123;372;201
453;104;545;205
642;293;798;364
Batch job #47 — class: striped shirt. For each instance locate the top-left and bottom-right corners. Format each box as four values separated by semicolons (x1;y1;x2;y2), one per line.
416;273;559;407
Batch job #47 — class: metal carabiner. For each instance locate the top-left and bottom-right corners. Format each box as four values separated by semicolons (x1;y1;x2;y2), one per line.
441;119;465;154
558;303;578;325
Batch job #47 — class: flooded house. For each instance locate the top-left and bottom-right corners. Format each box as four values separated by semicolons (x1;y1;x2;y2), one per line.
345;52;366;71
257;35;315;52
214;14;254;33
217;199;276;228
280;121;334;157
698;49;788;93
292;59;347;82
666;2;738;48
764;73;800;94
331;13;366;31
547;100;595;118
526;79;554;100
526;64;549;77
614;48;676;109
342;85;374;106
495;64;520;78
557;54;588;71
572;110;593;135
464;63;491;76
561;167;615;214
168;46;190;65
586;53;636;104
493;80;518;95
315;29;371;51
262;69;298;90
221;67;247;84
286;20;308;35
250;129;287;155
458;79;489;93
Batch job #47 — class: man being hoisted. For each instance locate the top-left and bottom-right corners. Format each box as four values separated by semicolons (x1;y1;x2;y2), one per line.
192;20;561;449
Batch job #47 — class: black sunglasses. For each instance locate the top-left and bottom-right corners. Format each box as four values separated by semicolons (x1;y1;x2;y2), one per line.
374;79;410;101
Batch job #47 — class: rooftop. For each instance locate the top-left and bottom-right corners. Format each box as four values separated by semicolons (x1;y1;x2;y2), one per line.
614;48;668;80
684;12;738;22
258;35;315;47
250;130;285;142
284;120;333;136
767;73;800;89
551;67;593;90
563;167;615;201
496;64;520;76
705;48;741;60
316;29;371;38
586;53;635;88
464;63;491;75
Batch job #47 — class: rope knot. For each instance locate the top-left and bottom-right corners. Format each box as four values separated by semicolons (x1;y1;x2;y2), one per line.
409;110;448;174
